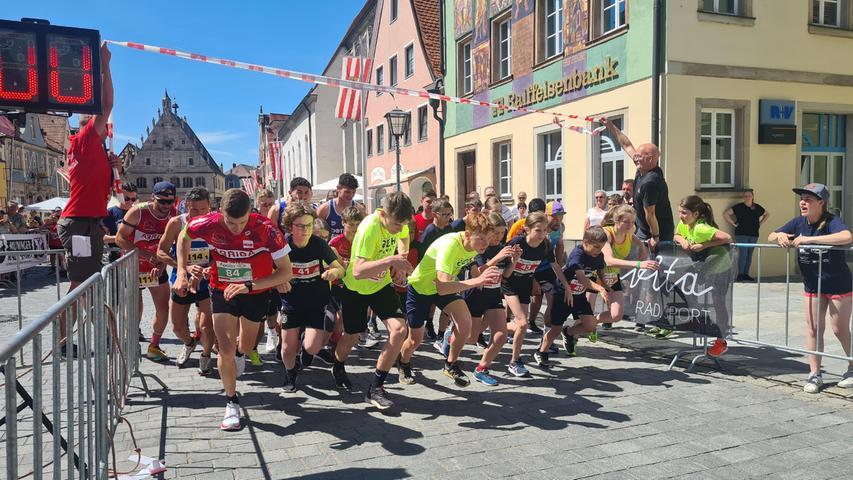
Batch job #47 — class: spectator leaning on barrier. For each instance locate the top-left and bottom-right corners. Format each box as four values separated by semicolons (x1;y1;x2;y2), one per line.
768;183;853;394
723;189;768;282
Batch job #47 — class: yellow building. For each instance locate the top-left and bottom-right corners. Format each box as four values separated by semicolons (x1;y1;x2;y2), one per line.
443;0;852;275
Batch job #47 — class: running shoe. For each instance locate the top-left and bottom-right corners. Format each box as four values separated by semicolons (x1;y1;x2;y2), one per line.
315;348;335;365
432;340;445;356
646;326;662;335
282;371;297;393
397;360;415;385
442;328;452;358
603;323;613;330
220;402;241;431
635;324;646;333
264;327;278;353
507;360;530;377
707;338;728;358
476;333;489;349
359;332;380;349
443;361;470;387
528;321;543;334
533;351;551;368
235;354;246;378
548;344;559;354
563;333;576;357
365;385;393;409
473;367;498;386
147;344;168;362
588;330;599;343
300;349;314;369
803;373;823;394
177;340;197;368
425;321;437;341
332;364;353;391
655;328;674;339
837;369;853;389
198;355;213;376
249;349;263;367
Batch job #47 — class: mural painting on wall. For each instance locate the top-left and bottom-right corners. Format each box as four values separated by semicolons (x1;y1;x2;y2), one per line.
472;42;491;93
474;0;490;44
455;0;474;37
513;0;534;20
490;0;512;14
564;0;588;56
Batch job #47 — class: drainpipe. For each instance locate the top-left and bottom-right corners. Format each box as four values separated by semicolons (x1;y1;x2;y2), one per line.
651;0;663;147
429;79;446;197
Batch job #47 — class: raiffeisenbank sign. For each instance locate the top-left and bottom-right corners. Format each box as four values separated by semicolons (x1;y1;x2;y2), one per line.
491;56;619;118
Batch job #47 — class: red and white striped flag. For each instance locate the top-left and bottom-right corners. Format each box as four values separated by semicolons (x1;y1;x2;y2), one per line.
335;56;372;121
241;177;257;197
269;141;284;181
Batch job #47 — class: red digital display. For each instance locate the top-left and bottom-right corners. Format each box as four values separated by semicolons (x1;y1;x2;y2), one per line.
0;29;38;102
47;34;93;105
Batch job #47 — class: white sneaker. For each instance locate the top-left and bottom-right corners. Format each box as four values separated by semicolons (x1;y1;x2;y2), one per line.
198;355;213;376
264;328;278;353
177;341;196;368
359;332;379;349
235;355;246;378
220;402;241;431
804;374;823;394
838;370;853;389
432;340;445;355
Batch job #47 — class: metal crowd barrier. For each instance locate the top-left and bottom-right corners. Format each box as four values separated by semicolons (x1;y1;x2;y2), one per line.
728;243;853;364
0;251;140;480
0;249;67;332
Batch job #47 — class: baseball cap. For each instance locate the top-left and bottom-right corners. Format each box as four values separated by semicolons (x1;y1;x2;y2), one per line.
153;181;176;197
792;183;829;202
545;200;565;216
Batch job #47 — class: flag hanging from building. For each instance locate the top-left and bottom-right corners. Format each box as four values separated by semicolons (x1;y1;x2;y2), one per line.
268;141;284;181
241;177;257;197
335;56;372;121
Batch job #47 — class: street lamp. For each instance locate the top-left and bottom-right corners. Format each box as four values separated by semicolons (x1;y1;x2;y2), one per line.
384;107;409;192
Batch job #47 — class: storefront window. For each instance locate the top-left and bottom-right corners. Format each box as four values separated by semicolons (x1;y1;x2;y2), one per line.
541;131;562;201
700;109;735;187
801;113;846;216
598;116;624;194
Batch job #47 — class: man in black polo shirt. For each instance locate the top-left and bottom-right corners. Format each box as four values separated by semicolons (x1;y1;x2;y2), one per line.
724;189;768;282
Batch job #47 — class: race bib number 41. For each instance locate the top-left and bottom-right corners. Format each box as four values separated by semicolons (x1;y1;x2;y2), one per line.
217;261;252;282
292;260;321;280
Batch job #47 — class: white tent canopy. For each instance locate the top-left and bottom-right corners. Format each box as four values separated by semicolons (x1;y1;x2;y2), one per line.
311;175;364;202
25;197;68;213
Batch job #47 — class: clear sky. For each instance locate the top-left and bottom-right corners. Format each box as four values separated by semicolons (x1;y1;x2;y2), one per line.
4;1;366;169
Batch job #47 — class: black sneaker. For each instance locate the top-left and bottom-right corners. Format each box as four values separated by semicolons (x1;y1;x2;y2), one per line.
282;371;298;393
528;322;543;334
300;349;314;369
425;321;437;341
533;350;551;368
635;324;646;333
332;365;353;391
397;360;415;385
315;348;335;365
603;323;613;330
743;275;756;282
442;361;470;387
476;333;489;349
562;331;576;357
275;344;282;363
365;385;393;409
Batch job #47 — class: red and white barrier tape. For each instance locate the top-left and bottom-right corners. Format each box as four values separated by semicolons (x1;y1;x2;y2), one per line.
105;40;602;126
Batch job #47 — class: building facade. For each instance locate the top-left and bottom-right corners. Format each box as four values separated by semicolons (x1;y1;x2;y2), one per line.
1;113;69;205
364;0;443;209
443;0;853;275
125;91;226;202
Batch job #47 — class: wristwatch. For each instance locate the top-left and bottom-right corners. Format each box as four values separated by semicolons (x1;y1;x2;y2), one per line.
244;280;254;292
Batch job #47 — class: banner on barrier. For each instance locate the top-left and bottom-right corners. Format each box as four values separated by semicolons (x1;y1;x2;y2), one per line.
620;243;738;337
0;234;49;274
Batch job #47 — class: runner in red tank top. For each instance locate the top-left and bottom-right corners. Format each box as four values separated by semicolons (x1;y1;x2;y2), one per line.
174;189;292;431
116;181;177;363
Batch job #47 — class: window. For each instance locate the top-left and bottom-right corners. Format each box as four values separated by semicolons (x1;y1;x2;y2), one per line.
390;127;397;150
195;177;206;187
540;131;563;201
182;177;193;188
801;114;846;215
377;125;385;155
170;176;180;186
540;0;563;60
188;157;194;166
390;0;398;22
493;17;512;80
602;0;627;34
494;141;512;199
458;40;473;95
389;55;398;86
596;116;624;194
417;105;429;141
153;176;163;184
812;0;840;26
404;45;415;78
366;129;373;156
376;66;384;96
136;177;147;189
403;112;412;146
700;0;739;15
700;109;735;187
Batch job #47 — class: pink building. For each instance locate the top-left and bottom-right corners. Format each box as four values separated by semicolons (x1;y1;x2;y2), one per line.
364;0;442;209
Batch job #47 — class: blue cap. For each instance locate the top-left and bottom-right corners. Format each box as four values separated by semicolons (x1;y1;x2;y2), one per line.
153;181;176;197
792;183;829;203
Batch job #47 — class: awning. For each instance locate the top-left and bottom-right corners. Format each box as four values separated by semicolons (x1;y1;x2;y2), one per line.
368;166;435;189
25;197;69;212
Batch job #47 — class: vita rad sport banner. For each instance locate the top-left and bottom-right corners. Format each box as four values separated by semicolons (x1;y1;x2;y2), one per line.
619;242;739;338
0;234;49;274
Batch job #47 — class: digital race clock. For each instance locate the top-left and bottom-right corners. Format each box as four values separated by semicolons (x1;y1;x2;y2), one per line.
0;18;101;114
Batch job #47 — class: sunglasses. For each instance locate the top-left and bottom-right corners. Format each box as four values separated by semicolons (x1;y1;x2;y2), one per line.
124;196;138;202
155;198;175;205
